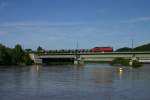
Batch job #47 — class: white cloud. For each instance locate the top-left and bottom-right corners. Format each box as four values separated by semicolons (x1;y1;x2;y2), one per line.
121;17;150;23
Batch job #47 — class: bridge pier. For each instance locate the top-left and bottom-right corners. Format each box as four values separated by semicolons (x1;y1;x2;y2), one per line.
74;58;84;65
74;54;84;65
74;60;78;65
29;53;42;64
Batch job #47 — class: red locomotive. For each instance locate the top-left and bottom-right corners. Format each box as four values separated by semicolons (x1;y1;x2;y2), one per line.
91;47;113;52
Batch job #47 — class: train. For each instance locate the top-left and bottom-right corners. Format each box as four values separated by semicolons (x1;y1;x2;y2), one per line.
91;47;113;52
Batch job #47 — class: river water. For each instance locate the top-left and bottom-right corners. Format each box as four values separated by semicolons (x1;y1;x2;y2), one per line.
0;64;150;100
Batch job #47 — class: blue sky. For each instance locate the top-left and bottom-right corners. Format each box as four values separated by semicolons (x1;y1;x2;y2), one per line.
0;0;150;50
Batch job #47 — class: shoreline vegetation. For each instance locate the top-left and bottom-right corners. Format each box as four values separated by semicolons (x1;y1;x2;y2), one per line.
111;57;142;68
0;44;33;66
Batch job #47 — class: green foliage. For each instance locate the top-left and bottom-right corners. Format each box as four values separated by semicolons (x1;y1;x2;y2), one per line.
0;44;13;65
111;57;130;66
13;44;25;64
111;57;142;68
25;49;32;53
22;54;33;65
37;46;43;52
0;44;33;66
116;43;150;52
132;60;142;68
134;43;150;51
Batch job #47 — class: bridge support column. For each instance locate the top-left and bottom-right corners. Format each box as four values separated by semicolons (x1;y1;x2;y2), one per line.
74;57;84;65
74;60;79;65
29;53;43;64
129;56;139;66
129;60;133;66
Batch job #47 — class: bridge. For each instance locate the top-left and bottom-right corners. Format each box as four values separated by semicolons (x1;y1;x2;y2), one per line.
29;52;150;64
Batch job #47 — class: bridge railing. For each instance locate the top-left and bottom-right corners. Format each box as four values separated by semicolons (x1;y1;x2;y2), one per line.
34;51;150;55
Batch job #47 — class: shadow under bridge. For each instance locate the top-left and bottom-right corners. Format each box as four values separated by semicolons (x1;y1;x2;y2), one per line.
38;55;76;64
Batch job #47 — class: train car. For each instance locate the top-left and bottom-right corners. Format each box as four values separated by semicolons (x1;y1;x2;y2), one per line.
91;47;113;52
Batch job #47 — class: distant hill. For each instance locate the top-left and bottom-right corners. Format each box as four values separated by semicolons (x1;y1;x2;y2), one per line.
116;47;132;52
134;43;150;51
116;43;150;52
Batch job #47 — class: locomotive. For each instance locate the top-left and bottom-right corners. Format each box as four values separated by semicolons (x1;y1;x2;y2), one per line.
91;47;113;52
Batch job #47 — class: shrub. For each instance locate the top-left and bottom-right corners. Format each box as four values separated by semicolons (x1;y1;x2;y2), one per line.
111;57;130;66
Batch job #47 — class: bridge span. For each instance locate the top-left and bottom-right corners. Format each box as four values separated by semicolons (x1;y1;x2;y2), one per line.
29;52;150;64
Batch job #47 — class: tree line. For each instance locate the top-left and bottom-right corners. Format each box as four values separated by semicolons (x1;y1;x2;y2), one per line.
116;43;150;52
0;44;33;66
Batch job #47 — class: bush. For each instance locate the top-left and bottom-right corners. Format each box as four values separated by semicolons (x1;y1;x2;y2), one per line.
111;57;142;68
22;54;33;65
111;57;130;66
132;60;142;68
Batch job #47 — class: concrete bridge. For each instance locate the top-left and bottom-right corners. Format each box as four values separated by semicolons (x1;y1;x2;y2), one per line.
29;52;150;64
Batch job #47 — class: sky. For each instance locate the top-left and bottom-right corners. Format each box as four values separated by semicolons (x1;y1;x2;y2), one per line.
0;0;150;50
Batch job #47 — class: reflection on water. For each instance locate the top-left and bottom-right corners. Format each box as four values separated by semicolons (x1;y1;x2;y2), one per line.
92;69;113;85
36;65;39;72
0;64;150;100
118;67;123;80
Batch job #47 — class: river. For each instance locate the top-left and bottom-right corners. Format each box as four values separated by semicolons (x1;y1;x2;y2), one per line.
0;64;150;100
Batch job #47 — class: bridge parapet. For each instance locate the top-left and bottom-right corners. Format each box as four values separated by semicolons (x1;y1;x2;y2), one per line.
38;55;75;59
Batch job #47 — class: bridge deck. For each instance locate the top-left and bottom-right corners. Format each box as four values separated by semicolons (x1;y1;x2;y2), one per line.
30;52;150;64
38;55;75;59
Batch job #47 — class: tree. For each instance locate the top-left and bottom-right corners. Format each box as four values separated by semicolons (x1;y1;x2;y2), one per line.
3;48;13;65
0;44;5;64
0;44;7;65
13;44;24;64
22;54;33;65
0;44;33;66
134;43;150;51
25;48;32;53
37;46;43;53
0;44;13;65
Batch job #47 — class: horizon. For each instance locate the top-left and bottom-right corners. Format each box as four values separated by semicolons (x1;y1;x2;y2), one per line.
0;0;150;50
1;42;149;51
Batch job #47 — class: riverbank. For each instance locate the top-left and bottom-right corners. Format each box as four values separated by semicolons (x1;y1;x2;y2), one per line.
111;57;142;68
